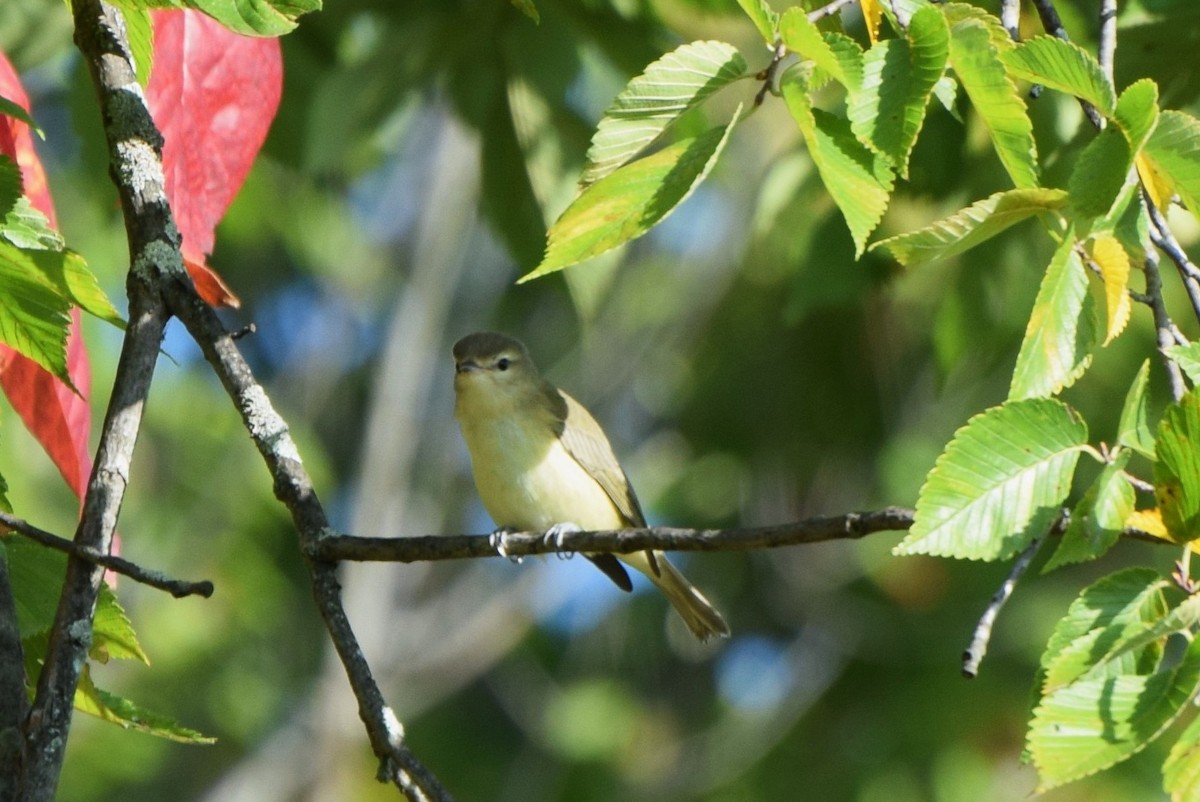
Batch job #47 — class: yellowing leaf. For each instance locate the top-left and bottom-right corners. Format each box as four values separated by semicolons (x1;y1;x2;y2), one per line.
860;0;884;44
1090;235;1132;345
1126;508;1167;540
1137;151;1174;212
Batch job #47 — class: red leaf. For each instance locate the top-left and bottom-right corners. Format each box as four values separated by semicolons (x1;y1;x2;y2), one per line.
147;10;282;307
184;255;241;309
0;54;93;499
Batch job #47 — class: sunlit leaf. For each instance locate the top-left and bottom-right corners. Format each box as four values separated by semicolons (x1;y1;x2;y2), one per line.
580;41;748;187
1142;110;1200;218
860;0;884;44
872;188;1067;265
1118;360;1156;459
1002;36;1116;117
1127;508;1168;540
1167;342;1200;385
1154;388;1200;542
0;240;71;386
1039;568;1168;694
1113;79;1160;154
1044;455;1134;572
509;0;539;24
737;0;778;43
1030;636;1200;791
1165;712;1200;802
526;109;741;280
92;585;149;666
1090;234;1132;345
848;5;948;177
779;9;862;90
76;664;215;743
781;70;893;255
894;398;1088;560
1009;234;1097;400
946;16;1038;188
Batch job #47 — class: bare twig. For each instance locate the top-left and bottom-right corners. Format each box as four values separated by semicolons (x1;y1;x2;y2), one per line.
755;40;788;107
1147;199;1200;325
310;508;917;563
962;533;1047;679
807;0;857;24
1140;211;1188;401
165;283;454;802
0;514;213;599
1098;0;1117;83
1000;0;1020;41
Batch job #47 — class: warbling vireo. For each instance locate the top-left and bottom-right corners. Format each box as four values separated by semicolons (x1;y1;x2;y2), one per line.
452;331;729;642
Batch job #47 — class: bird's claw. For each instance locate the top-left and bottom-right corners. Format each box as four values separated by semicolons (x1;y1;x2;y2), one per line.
544;522;580;559
490;527;523;564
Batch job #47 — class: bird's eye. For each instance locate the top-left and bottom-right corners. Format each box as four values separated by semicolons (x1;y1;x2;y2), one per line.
497;357;510;371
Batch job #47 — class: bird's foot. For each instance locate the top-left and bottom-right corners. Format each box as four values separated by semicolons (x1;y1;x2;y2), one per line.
490;527;523;564
544;522;580;559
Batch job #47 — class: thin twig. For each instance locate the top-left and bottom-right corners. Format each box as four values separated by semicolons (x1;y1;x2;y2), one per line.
807;0;857;24
1140;209;1188;401
1000;0;1020;41
1098;0;1117;83
755;40;788;107
0;513;213;599
962;533;1047;679
1147;199;1200;324
165;282;454;802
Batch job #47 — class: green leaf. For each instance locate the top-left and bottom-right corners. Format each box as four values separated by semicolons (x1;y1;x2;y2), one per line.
185;0;320;37
0;96;42;139
1029;635;1200;791
1118;359;1156;459
1001;36;1116;117
92;585;149;665
114;5;155;87
871;188;1068;266
1113;79;1160;155
1100;180;1151;267
1155;388;1200;542
736;0;778;43
1009;233;1097;400
0;241;72;385
946;17;1038;188
1168;342;1200;385
1068;126;1132;220
1039;568;1168;694
3;536;64;639
1043;455;1134;572
579;41;748;187
781;70;893;256
509;0;539;24
848;5;948;177
1143;110;1200;218
525;108;741;280
76;664;215;744
1099;594;1200;673
894;398;1088;560
1165;712;1200;802
0;156;22;220
779;9;862;90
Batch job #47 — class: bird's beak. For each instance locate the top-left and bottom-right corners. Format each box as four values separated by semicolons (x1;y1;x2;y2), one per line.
455;359;479;375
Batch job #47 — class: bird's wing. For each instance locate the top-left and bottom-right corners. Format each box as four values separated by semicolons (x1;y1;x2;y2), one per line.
547;385;647;527
547;385;661;579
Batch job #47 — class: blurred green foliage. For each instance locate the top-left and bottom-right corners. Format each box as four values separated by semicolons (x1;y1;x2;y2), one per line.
3;0;1199;799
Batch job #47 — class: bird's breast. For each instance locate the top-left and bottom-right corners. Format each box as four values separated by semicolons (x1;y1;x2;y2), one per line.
459;414;625;532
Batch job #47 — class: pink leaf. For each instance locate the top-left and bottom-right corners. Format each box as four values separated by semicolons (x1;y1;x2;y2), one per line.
0;53;93;499
147;10;282;307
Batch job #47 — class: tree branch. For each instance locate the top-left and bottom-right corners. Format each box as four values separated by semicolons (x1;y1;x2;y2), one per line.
0;514;213;599
306;509;1169;564
961;533;1046;678
807;0;857;24
1098;0;1117;83
21;2;181;797
1141;201;1189;401
1146;199;1200;326
163;282;454;802
1030;0;1105;128
0;550;27;802
1000;0;1020;41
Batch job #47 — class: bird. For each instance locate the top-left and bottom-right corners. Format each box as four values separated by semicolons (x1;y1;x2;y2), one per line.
452;331;730;641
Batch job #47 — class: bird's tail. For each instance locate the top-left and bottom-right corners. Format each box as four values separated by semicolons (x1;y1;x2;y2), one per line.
623;551;730;642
